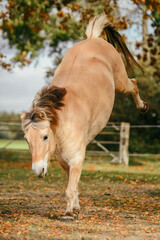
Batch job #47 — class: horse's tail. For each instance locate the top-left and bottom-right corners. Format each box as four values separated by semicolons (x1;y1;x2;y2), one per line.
85;12;144;73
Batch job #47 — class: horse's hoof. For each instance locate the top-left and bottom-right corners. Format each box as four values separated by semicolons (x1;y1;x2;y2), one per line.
61;215;74;222
73;208;80;220
140;102;149;113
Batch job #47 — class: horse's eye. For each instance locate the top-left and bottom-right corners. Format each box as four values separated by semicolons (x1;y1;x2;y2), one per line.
43;135;48;141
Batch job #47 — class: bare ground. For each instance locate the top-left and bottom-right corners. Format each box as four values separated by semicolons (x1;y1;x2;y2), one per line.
0;157;160;240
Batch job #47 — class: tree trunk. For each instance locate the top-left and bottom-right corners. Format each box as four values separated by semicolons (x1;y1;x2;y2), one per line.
142;4;149;61
113;0;118;23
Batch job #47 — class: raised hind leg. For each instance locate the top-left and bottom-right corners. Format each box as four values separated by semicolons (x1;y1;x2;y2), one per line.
116;75;149;112
125;78;149;112
114;55;149;112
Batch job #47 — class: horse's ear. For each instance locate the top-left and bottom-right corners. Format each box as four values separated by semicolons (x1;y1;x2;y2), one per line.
39;111;46;119
19;112;26;120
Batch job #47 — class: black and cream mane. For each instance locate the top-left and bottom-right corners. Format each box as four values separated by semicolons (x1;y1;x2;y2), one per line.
22;85;66;130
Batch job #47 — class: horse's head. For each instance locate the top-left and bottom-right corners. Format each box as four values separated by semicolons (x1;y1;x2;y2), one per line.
20;85;66;177
20;110;55;177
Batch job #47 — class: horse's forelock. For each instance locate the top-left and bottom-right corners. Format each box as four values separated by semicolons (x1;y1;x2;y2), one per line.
22;109;51;131
30;109;50;122
22;85;66;131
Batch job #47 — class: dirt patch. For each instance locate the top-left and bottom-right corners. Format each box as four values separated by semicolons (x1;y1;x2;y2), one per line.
0;159;160;239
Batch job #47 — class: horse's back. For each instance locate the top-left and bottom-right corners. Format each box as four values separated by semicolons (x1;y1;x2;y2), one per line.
53;38;119;87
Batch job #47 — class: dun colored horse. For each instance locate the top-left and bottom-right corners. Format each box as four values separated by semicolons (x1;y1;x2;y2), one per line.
20;13;148;221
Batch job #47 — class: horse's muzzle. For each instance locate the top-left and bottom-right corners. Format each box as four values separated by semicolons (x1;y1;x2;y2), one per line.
38;168;47;178
32;160;48;177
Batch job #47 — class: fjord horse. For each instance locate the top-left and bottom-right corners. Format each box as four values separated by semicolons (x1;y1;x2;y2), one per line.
20;13;148;221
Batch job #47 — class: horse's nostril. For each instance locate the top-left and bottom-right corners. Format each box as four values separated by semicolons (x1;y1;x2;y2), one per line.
38;168;45;178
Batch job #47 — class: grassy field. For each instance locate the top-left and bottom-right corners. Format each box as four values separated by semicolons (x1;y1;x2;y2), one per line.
0;155;160;240
0;139;28;150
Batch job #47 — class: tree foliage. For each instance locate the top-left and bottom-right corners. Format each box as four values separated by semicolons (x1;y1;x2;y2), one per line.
0;0;84;67
0;0;139;68
133;0;160;81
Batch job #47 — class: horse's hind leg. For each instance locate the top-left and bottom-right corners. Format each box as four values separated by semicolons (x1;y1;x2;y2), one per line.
124;78;149;112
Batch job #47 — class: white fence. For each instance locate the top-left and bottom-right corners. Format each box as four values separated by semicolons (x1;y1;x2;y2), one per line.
0;121;160;165
89;122;130;165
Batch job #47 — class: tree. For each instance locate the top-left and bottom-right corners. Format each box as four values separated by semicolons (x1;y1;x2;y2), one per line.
132;0;160;83
0;0;83;67
0;0;135;70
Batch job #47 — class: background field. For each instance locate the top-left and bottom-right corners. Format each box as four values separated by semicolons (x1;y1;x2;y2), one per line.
0;139;28;150
0;155;160;240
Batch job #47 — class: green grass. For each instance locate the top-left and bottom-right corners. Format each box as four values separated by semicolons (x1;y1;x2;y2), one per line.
0;153;160;183
82;156;160;184
0;139;28;150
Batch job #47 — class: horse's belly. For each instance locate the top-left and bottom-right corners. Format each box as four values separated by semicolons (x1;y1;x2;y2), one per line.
87;83;115;143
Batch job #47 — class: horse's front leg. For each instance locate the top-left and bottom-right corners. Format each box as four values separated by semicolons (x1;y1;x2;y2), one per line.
61;162;82;221
73;190;80;219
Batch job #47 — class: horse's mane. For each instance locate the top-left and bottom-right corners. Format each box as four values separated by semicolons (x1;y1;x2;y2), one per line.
22;85;66;130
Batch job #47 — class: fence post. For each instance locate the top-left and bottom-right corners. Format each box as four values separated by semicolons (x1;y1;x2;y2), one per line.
119;122;130;165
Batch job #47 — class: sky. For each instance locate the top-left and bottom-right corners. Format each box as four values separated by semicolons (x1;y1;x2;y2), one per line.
0;65;47;113
0;49;54;113
0;0;145;113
